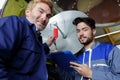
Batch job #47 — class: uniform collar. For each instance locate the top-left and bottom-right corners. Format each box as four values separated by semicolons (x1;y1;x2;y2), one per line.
23;17;36;32
83;41;100;51
91;41;100;49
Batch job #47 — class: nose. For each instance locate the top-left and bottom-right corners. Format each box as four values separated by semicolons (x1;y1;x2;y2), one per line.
78;30;84;36
41;13;47;21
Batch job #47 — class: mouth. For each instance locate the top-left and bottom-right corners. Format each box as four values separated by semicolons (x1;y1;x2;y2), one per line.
37;21;43;26
80;36;86;39
80;38;85;42
79;36;86;42
36;19;45;26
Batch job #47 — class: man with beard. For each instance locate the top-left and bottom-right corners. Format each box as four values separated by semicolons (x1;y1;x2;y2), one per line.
70;17;120;80
0;0;55;80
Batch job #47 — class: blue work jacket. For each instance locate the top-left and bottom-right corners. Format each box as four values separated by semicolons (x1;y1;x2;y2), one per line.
0;16;50;80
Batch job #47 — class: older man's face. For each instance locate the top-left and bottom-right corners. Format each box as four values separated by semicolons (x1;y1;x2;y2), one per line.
26;2;52;31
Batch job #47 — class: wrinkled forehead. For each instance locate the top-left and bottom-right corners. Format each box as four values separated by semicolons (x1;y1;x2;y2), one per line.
77;22;90;28
36;2;52;13
27;0;52;12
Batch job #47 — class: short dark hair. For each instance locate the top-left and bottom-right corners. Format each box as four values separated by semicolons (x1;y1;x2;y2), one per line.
73;17;96;29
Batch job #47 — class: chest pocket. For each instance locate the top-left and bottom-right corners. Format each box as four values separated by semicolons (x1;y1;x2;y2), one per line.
92;63;110;72
10;36;45;73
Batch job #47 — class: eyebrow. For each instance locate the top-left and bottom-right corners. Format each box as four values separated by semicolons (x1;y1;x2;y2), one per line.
38;7;51;14
38;7;52;17
38;7;44;11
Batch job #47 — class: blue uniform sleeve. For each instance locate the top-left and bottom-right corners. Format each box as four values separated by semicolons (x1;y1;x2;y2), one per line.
43;43;50;54
92;47;120;80
0;16;23;80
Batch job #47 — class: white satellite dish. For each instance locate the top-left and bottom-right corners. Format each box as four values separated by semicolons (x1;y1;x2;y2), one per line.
41;10;88;54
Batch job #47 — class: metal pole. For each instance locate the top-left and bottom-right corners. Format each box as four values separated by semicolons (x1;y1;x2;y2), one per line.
95;30;120;39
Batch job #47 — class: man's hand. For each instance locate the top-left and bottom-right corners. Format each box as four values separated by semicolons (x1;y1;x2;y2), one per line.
70;61;92;78
46;36;55;47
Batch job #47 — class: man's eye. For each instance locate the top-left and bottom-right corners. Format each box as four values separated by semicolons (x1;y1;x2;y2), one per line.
83;29;87;31
39;10;44;14
83;28;88;31
47;14;52;19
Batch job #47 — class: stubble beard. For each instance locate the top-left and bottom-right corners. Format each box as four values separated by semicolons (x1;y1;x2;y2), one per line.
80;35;94;46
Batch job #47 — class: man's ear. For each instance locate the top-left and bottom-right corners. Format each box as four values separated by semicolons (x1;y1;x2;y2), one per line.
93;29;96;36
25;8;30;17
